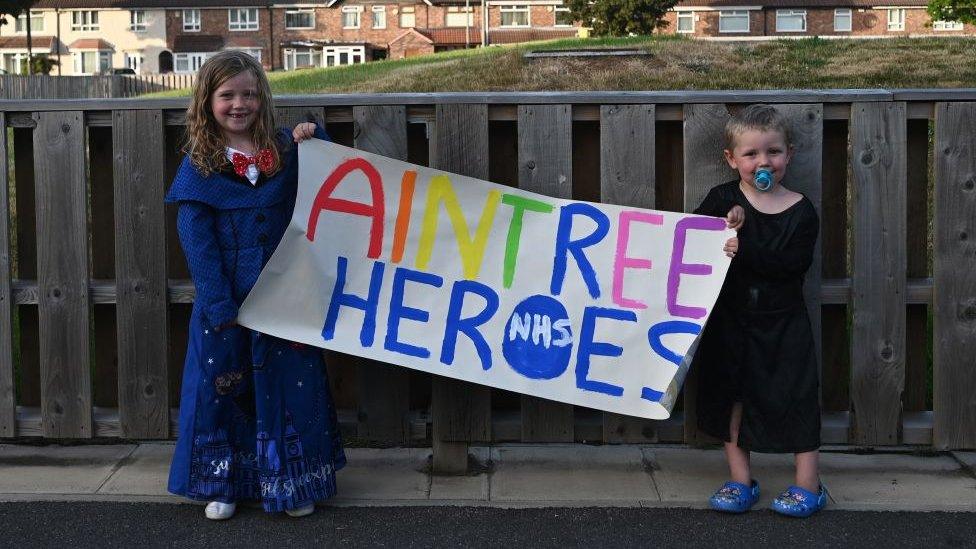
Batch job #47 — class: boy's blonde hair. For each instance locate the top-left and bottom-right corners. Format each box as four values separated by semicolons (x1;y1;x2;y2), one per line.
184;50;280;177
725;104;792;150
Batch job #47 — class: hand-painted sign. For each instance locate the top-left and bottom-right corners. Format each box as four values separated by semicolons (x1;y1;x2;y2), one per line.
238;140;734;419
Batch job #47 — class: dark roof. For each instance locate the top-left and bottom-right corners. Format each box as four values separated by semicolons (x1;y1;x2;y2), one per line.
675;0;929;6
173;34;224;53
489;28;578;44
0;36;58;50
415;27;483;46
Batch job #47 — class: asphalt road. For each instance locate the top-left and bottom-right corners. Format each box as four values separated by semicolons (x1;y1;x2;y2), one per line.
2;503;974;548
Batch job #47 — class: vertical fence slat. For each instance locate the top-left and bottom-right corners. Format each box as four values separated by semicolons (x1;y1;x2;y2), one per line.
114;110;169;438
681;103;734;446
850;102;907;445
0;113;14;436
517;104;574;442
933;102;976;449
353;105;410;443
430;103;492;471
276;106;327;131
34;111;92;438
599;104;658;443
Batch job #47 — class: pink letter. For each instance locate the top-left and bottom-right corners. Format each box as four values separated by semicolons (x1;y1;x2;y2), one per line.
612;211;664;309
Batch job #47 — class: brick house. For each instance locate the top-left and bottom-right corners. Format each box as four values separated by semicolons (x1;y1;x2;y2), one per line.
661;0;974;37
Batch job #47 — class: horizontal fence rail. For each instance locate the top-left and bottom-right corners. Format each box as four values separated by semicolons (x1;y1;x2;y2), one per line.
0;74;196;99
1;91;974;470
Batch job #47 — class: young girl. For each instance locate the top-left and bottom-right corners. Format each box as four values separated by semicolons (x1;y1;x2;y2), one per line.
692;104;825;517
166;50;345;520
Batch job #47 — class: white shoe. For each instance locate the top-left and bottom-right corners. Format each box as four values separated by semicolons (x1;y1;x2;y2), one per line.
204;501;237;520
285;503;315;518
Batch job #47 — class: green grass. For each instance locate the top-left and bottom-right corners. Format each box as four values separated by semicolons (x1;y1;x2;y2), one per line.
150;35;976;96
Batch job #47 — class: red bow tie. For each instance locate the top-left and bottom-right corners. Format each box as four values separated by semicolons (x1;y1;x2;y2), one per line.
231;149;274;178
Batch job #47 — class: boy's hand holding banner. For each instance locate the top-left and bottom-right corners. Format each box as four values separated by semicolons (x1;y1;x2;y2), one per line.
238;140;734;419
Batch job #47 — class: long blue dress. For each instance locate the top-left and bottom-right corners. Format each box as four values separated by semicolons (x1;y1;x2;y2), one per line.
166;125;346;512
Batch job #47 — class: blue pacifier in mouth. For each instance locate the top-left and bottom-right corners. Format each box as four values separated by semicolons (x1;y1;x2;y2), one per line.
753;168;773;192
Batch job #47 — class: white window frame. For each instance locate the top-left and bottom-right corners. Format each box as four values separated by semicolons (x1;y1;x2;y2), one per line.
341;6;362;29
182;9;201;32
400;6;416;28
228;8;259;31
73;50;111;75
130;10;147;32
283;47;322;70
833;8;852;32
933;19;964;31
887;8;905;31
71;11;99;32
2;52;30;75
676;11;695;33
775;9;806;32
174;52;212;74
446;6;474;27
372;6;387;29
124;52;144;74
323;45;365;67
554;6;572;27
14;11;44;33
285;8;315;29
719;10;750;33
500;5;530;27
227;47;262;62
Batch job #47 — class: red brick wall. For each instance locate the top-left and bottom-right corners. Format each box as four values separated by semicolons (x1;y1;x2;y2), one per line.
488;5;558;28
167;8;274;69
389;31;435;59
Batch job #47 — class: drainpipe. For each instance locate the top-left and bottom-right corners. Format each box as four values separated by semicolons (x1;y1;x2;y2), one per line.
267;5;275;70
481;0;488;46
56;8;62;75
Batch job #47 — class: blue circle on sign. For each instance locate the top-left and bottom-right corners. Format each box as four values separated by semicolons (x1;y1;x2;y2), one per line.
501;295;573;380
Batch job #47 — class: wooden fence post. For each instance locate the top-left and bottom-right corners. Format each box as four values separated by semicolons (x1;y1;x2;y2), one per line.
933;102;976;449
114;110;169;438
353;105;411;443
850;102;907;445
34;111;92;438
517;104;574;442
0;113;14;436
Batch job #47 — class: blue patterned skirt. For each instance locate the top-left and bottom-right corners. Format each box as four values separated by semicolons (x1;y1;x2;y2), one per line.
168;314;346;512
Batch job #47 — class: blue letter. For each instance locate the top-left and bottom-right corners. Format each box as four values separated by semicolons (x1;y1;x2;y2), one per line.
385;266;444;358
322;257;384;347
642;320;702;402
551;203;610;298
441;280;499;370
575;306;636;396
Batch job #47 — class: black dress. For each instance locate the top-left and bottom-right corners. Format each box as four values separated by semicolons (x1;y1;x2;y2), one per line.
691;181;821;453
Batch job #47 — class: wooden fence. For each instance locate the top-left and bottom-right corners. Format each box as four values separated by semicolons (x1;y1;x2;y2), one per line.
0;74;196;99
0;91;973;472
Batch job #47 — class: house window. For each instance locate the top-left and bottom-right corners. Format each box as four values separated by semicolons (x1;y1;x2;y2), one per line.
834;9;852;32
501;5;530;27
400;6;416;27
446;6;474;27
285;8;314;29
229;48;262;62
324;45;365;66
555;6;574;26
73;51;111;74
124;52;144;73
718;10;749;33
676;11;694;33
283;48;322;70
887;9;905;31
71;11;99;31
2;53;29;74
776;9;806;32
175;52;211;73
15;11;44;33
342;6;362;29
130;10;147;32
933;20;964;31
182;9;201;31
229;8;259;31
372;6;387;29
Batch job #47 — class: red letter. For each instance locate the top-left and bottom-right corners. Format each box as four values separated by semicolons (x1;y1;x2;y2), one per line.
307;158;385;259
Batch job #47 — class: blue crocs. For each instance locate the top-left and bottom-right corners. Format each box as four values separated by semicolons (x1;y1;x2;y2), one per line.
770;484;828;518
709;480;760;513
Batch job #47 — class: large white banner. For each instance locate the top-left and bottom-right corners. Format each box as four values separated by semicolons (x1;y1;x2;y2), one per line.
238;139;733;419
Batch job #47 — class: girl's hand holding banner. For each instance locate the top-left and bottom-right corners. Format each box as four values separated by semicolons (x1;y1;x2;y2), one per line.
238;140;734;419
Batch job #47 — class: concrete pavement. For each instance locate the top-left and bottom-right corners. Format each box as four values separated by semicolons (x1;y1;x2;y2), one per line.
0;443;974;512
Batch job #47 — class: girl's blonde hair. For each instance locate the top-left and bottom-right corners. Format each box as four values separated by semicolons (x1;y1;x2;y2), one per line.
184;50;280;177
725;104;793;150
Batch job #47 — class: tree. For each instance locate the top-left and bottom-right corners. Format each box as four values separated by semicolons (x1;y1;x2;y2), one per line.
0;1;38;73
927;0;976;25
565;0;679;37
